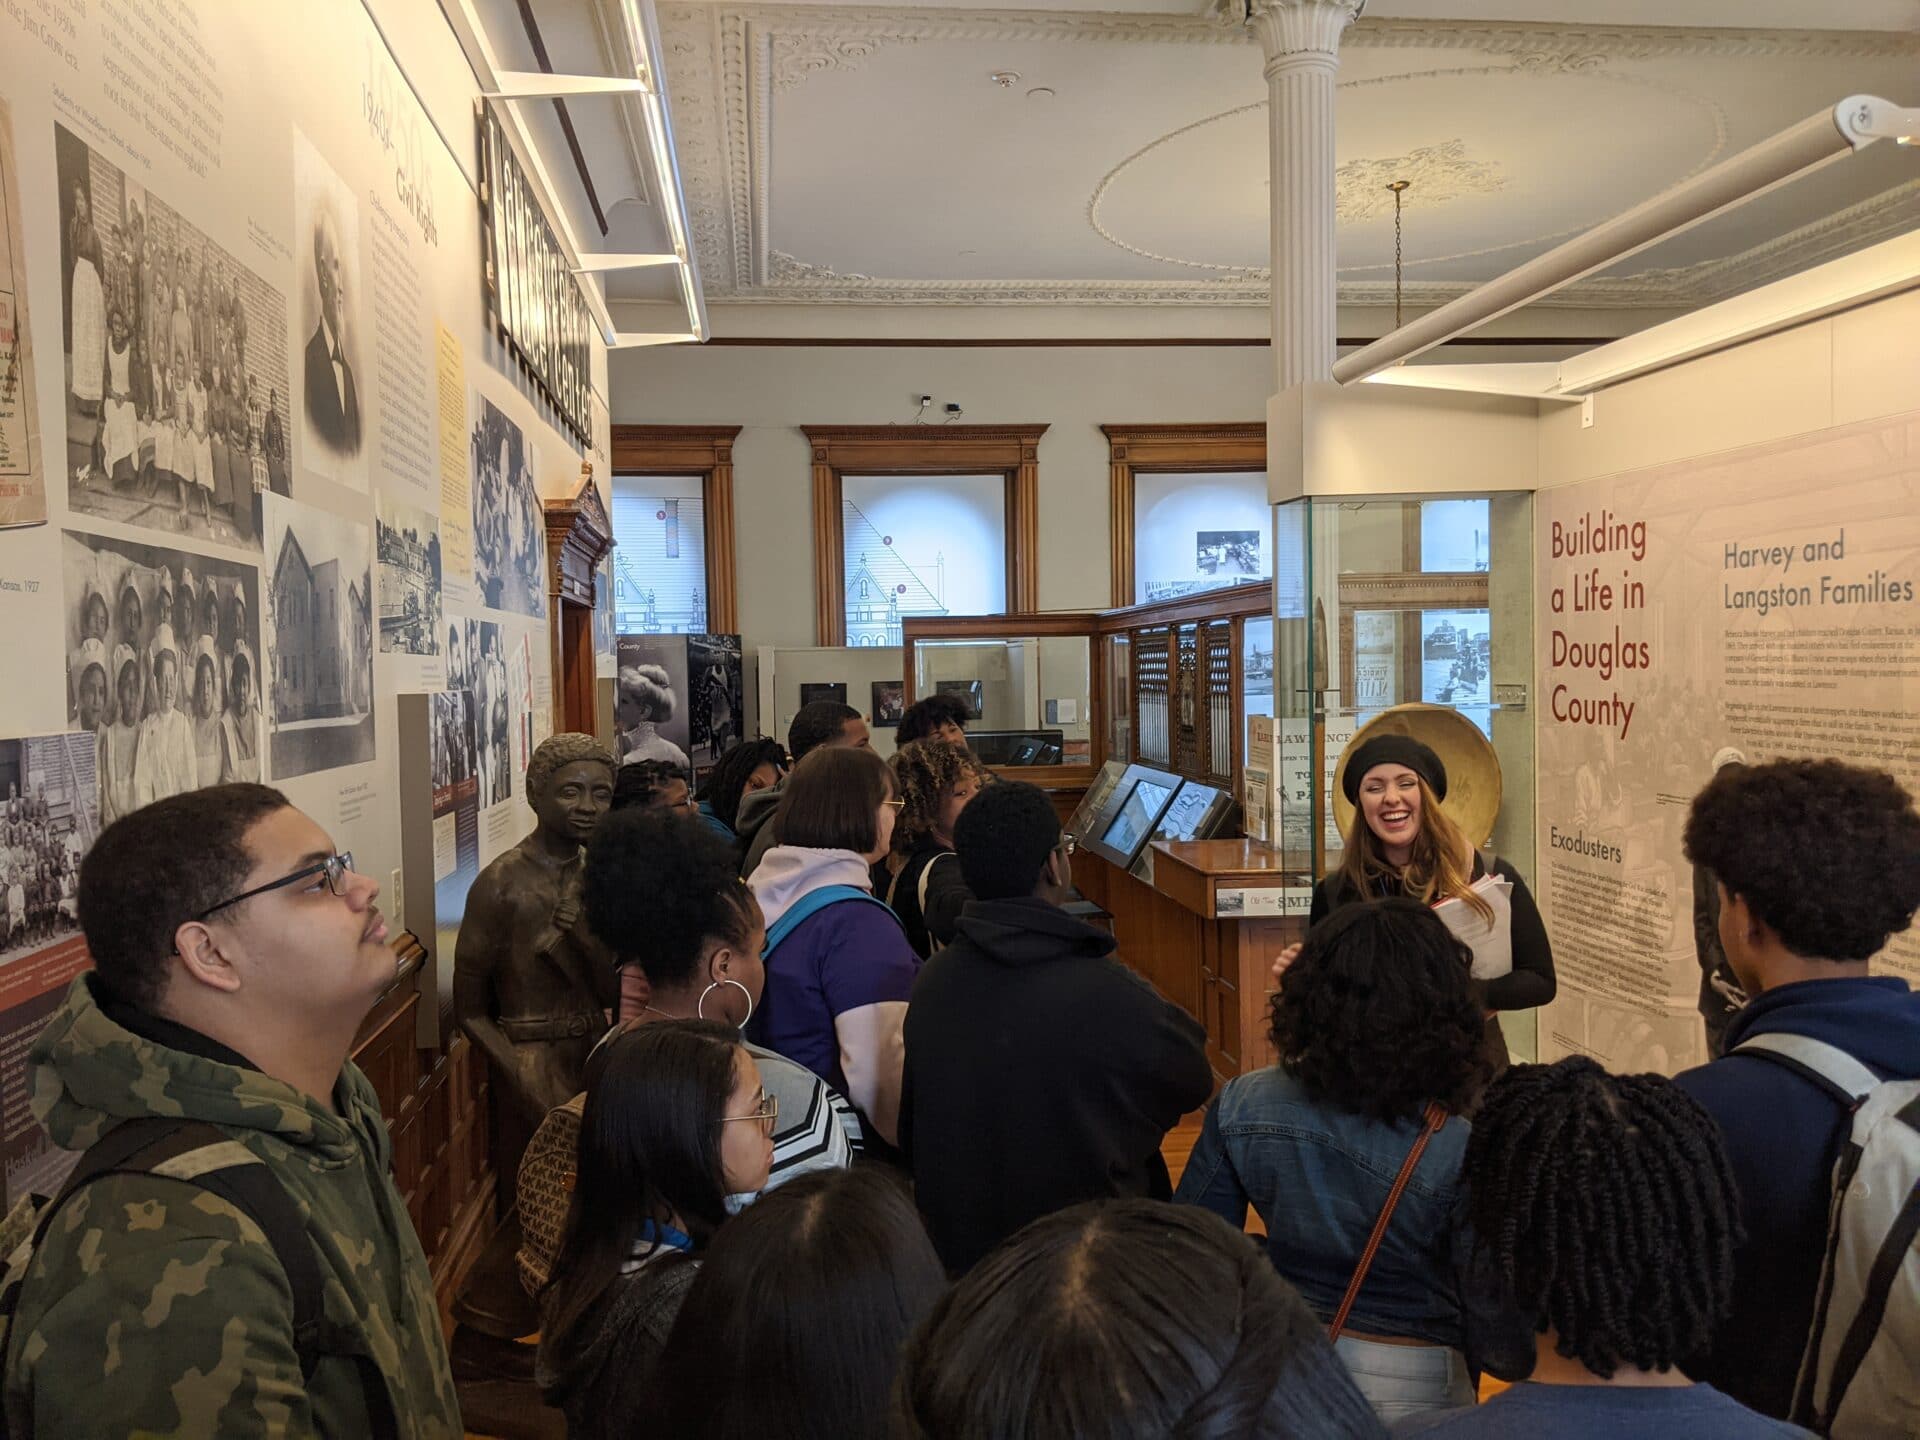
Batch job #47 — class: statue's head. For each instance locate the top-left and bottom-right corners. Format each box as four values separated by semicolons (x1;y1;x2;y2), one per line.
526;732;617;847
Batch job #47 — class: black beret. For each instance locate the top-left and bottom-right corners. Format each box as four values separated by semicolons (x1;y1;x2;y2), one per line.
1341;735;1447;804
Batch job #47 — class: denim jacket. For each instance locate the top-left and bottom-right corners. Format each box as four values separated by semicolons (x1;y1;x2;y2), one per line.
1174;1066;1531;1377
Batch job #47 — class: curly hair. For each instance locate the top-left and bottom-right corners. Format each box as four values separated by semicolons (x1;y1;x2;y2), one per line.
524;732;615;808
895;693;970;746
892;1200;1384;1440
889;739;987;855
1272;898;1489;1123
1465;1057;1742;1379
613;759;689;811
583;808;757;980
618;663;677;722
696;737;787;831
1684;758;1920;961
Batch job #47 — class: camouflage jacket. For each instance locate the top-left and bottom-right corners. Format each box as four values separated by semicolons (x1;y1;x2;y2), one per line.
0;975;462;1438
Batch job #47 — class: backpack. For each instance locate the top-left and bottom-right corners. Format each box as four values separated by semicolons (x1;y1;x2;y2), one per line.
0;1116;400;1440
1732;1031;1920;1439
762;884;895;956
886;852;951;956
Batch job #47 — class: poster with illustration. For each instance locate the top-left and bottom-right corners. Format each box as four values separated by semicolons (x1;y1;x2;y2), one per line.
0;98;42;529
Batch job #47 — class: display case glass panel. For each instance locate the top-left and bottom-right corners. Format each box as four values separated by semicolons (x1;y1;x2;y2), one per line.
911;635;1093;766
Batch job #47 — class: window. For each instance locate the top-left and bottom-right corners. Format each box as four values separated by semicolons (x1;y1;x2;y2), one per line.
841;474;1006;646
609;426;740;635
804;425;1043;646
1133;470;1273;604
611;476;709;635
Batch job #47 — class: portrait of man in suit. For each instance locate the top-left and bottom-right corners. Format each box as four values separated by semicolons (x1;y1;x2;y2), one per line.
303;203;359;456
293;128;367;489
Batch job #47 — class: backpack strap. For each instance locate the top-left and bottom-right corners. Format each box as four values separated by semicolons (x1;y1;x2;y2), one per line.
1732;1032;1880;1104
763;884;894;955
6;1118;400;1440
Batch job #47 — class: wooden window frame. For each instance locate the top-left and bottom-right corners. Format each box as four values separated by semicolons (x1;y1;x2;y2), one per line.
608;425;742;635
803;424;1046;647
1102;422;1268;609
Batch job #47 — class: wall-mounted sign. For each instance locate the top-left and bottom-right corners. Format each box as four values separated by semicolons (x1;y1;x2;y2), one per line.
477;100;591;449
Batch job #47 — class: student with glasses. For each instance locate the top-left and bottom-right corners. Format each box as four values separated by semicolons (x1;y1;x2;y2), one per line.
900;780;1212;1276
514;811;861;1301
0;784;461;1437
536;1020;775;1440
612;757;698;818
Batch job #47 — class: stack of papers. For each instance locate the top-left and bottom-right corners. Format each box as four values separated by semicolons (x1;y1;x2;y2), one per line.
1432;874;1515;980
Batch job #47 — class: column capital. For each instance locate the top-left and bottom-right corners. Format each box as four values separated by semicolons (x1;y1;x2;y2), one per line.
1244;0;1363;65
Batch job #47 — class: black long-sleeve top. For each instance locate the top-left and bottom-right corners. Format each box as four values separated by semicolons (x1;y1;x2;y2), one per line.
1308;854;1556;1013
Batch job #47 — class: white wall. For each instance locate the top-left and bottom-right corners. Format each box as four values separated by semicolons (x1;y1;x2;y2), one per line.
607;344;1277;652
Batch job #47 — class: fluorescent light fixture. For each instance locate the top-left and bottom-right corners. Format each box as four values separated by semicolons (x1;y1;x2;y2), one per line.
1361;362;1581;402
487;71;650;100
1334;93;1917;386
439;0;705;348
1552;227;1920;395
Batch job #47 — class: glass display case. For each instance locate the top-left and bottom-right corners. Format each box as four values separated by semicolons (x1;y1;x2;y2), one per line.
903;582;1273;803
1273;491;1536;1056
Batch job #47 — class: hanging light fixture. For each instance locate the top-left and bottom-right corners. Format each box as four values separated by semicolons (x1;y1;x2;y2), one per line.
1388;179;1410;330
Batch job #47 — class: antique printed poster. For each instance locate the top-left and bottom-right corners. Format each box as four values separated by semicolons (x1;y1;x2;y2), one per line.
1536;411;1920;1075
0;732;99;1200
0;98;41;528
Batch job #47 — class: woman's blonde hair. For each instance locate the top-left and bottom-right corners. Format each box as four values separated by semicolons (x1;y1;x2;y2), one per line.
889;740;987;855
1336;773;1493;922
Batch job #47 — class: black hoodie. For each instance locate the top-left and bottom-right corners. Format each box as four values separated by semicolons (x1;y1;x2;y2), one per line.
900;896;1213;1275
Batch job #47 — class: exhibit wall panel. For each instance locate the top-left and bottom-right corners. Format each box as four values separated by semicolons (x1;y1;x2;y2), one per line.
0;0;606;1133
1533;407;1920;1078
607;344;1276;652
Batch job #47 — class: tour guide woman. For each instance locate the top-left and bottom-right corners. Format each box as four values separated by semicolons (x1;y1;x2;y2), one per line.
1289;734;1554;1054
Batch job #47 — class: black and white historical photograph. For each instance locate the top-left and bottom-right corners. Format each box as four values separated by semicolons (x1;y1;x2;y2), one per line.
471;393;545;620
265;494;373;779
688;633;742;772
376;491;442;655
615;634;691;772
799;681;847;709
61;528;265;822
294;128;365;489
463;617;513;806
55;124;290;550
429;688;481;953
1196;529;1261;578
0;733;97;966
871;680;905;727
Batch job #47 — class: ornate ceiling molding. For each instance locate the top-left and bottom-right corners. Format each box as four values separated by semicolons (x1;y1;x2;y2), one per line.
657;3;1920;307
1335;141;1506;222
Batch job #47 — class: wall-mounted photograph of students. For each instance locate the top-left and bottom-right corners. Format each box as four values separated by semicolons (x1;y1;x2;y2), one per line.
62;529;263;821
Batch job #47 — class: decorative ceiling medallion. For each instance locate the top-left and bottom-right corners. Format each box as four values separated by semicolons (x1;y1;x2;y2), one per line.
1335;141;1505;223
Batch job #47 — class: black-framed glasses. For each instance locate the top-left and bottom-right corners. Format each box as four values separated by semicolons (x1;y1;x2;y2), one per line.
196;852;356;920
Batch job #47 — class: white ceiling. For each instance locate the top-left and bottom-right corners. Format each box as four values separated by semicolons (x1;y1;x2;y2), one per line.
481;0;1920;312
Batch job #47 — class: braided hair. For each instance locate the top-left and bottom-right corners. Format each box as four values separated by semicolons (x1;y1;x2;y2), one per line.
891;1199;1386;1440
1464;1057;1743;1378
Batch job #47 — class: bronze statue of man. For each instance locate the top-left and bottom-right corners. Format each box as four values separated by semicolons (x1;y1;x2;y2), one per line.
454;732;618;1211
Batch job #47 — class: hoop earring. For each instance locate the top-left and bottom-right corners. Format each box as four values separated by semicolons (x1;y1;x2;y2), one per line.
697;978;753;1028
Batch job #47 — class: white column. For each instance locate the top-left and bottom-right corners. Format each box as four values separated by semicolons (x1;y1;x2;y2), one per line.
1246;0;1362;390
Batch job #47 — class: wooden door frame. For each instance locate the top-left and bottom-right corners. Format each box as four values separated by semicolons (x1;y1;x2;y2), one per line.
1102;422;1267;608
609;425;742;635
803;424;1046;646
